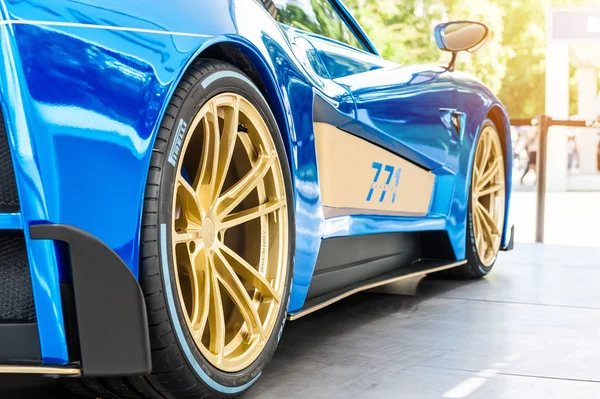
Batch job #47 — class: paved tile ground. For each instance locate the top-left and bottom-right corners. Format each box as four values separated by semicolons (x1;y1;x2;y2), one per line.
2;243;600;398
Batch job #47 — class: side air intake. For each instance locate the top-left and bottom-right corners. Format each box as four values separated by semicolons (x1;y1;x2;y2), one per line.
0;111;19;212
0;232;35;322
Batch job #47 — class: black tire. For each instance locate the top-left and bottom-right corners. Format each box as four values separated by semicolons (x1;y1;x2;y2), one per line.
63;59;295;398
446;119;505;279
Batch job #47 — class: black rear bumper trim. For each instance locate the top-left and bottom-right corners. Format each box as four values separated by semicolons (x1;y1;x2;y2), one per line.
501;225;514;251
30;224;151;377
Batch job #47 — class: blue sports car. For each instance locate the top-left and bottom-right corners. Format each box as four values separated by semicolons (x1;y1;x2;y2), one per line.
0;0;513;397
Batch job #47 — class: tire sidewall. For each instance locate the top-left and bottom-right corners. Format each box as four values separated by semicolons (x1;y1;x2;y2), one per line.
157;65;295;390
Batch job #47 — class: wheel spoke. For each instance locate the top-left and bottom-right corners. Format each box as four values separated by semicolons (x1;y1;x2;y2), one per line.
218;242;280;303
211;96;240;202
473;164;481;180
477;224;486;254
189;246;210;324
476;201;499;248
207;254;226;359
196;102;221;206
178;174;196;199
484;228;495;250
481;218;494;250
188;247;210;330
477;158;501;191
173;231;201;243
220;199;285;231
176;174;202;229
195;116;212;189
175;243;203;325
475;206;493;250
213;249;264;339
477;131;492;171
476;201;499;233
216;151;276;217
477;182;505;198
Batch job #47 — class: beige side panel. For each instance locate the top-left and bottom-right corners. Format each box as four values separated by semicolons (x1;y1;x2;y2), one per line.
314;123;435;216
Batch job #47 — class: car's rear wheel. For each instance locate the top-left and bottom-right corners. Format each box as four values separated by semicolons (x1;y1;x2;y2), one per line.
452;119;506;278
64;59;294;398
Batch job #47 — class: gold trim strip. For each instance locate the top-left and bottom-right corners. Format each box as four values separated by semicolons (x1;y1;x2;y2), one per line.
287;260;467;321
0;366;81;375
322;206;426;219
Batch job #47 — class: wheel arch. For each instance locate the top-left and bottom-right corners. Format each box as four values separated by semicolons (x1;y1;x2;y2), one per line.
486;105;511;162
485;104;513;247
193;41;296;184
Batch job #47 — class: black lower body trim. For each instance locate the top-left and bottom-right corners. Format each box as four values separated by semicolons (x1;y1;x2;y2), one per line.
0;322;41;362
289;259;466;320
308;231;455;300
0;205;19;213
30;224;151;377
308;232;420;299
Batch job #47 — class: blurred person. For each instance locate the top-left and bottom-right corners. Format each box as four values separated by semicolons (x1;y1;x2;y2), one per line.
567;135;579;171
597;139;600;171
516;128;529;171
520;128;538;185
511;126;521;169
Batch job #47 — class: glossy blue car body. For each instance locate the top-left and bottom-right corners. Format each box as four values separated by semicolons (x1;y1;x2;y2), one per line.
0;0;511;365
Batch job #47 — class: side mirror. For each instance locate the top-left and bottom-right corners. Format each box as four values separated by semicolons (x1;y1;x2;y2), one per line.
434;21;493;71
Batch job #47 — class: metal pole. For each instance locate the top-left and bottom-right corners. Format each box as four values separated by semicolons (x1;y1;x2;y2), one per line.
535;115;550;243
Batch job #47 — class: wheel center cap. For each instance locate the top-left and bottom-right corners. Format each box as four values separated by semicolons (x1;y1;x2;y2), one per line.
202;217;217;249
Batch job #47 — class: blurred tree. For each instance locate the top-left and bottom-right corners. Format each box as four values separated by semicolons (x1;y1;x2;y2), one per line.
343;0;597;118
495;0;547;117
343;0;445;64
445;0;507;94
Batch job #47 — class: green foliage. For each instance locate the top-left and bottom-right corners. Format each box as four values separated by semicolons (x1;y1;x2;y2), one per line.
275;0;364;49
447;0;507;94
495;0;547;117
343;0;444;65
343;0;597;118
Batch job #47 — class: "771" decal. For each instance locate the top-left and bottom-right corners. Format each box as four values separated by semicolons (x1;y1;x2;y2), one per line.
366;162;402;203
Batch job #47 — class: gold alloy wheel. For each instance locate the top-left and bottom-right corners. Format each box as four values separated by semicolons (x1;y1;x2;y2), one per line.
471;125;506;267
171;92;288;372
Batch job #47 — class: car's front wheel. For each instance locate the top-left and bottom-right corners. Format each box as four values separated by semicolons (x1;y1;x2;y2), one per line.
65;59;295;398
453;118;506;278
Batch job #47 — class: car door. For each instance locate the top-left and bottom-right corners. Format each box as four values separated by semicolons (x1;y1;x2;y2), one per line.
264;0;461;173
334;61;461;172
